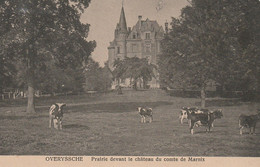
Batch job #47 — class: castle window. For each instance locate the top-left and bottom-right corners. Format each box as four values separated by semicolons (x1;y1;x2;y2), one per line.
145;33;150;39
132;44;137;52
117;46;120;54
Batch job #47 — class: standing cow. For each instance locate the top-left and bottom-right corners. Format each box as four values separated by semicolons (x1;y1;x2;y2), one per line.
239;112;260;135
49;103;66;130
188;109;223;135
137;107;153;123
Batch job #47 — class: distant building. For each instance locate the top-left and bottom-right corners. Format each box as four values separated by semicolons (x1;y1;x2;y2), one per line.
108;6;166;89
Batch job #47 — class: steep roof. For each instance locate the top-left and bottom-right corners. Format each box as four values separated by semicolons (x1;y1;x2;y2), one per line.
118;6;127;33
140;19;163;32
129;18;164;39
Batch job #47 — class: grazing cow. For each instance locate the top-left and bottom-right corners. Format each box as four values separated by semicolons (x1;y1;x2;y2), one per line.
137;107;153;123
179;107;198;124
188;109;223;135
49;103;66;130
239;112;260;135
195;109;223;127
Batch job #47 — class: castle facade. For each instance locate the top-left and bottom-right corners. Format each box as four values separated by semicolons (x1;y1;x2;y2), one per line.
108;6;165;88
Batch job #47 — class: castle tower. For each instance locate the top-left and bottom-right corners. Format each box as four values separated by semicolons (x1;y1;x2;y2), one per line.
108;6;128;69
115;6;128;58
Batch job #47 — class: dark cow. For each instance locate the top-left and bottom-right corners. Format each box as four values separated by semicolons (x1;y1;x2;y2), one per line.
239;112;260;135
179;107;198;124
195;108;221;127
137;107;153;123
188;109;223;134
49;103;66;130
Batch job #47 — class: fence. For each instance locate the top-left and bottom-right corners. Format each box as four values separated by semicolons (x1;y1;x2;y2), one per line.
0;89;42;100
1;89;26;100
0;89;103;100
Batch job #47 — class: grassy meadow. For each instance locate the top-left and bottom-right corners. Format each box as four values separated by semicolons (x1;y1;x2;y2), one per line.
0;89;260;156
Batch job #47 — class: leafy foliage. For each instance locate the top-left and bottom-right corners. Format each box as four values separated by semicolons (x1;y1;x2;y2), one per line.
84;59;112;92
112;57;156;89
159;0;260;106
0;0;96;112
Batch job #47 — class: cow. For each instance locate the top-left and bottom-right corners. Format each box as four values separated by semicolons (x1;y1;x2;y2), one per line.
195;109;223;127
49;103;66;130
179;107;198;124
188;109;223;135
239;112;260;135
137;107;153;123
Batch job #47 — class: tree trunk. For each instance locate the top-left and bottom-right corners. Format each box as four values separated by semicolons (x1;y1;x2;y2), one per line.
27;84;35;113
26;46;36;113
117;78;120;87
133;79;137;90
201;85;206;108
143;77;146;89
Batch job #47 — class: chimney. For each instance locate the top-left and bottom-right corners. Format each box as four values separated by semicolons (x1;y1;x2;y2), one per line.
165;20;168;34
128;27;131;32
138;15;142;30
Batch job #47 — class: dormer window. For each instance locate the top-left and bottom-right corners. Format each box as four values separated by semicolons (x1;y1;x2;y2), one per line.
145;33;150;39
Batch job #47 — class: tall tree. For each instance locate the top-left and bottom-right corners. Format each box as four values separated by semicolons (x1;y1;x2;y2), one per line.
112;58;128;87
236;0;260;96
159;0;260;107
0;0;96;112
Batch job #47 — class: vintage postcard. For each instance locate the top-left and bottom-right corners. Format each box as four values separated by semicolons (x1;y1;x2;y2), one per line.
0;0;259;166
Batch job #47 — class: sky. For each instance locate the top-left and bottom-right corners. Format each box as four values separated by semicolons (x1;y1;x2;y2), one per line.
81;0;189;66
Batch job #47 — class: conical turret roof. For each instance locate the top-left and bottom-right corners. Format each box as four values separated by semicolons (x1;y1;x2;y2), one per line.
118;6;127;33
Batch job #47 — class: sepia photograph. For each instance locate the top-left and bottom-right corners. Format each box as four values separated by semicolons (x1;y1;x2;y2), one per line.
0;0;260;166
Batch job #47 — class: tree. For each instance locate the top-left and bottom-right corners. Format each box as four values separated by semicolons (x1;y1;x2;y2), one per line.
159;0;260;107
112;57;156;90
101;62;113;92
124;57;156;89
84;58;112;92
0;0;96;112
14;55;85;95
112;58;128;87
0;49;16;93
236;0;260;98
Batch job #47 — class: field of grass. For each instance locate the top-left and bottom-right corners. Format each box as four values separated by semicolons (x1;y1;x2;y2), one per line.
0;89;260;156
